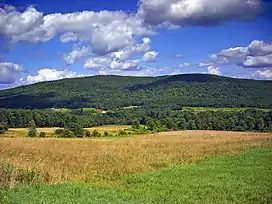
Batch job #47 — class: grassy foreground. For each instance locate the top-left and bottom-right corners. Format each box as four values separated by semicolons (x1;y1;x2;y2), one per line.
0;131;271;183
1;148;271;204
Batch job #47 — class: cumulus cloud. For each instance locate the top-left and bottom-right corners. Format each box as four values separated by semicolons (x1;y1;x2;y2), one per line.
207;66;221;75
254;68;272;79
0;6;153;55
83;37;154;70
24;69;77;84
138;0;261;27
63;46;90;65
142;51;158;61
60;32;78;43
243;54;272;68
0;62;23;84
84;56;139;70
209;40;272;69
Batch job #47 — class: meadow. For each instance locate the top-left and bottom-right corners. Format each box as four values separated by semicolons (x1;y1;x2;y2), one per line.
0;130;271;185
0;125;130;138
2;148;271;204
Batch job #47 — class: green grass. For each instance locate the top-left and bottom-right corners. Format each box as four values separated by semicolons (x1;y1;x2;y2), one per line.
183;107;272;112
1;148;271;204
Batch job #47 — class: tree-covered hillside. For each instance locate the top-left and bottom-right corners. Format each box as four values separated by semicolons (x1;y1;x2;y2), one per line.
0;74;271;109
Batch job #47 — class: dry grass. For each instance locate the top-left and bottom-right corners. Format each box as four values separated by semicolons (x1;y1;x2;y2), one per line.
0;126;130;138
0;130;271;184
86;125;130;134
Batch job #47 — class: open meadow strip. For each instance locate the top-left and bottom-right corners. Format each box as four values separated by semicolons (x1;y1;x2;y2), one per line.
1;147;272;204
0;131;271;184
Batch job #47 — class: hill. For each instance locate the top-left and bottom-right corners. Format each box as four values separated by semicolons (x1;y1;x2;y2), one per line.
0;74;272;109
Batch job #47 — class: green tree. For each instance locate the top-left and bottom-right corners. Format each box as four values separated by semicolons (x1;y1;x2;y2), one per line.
132;119;140;129
0;123;8;134
39;132;46;138
28;120;37;137
65;122;84;137
146;118;156;131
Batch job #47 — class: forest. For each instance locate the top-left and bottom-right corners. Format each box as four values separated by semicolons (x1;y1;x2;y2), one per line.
0;74;272;109
0;108;271;135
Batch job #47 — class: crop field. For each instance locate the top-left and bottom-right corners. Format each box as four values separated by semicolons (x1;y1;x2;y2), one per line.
0;130;272;203
0;131;271;184
0;125;130;138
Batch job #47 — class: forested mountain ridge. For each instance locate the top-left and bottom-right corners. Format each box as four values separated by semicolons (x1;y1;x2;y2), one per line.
0;74;271;109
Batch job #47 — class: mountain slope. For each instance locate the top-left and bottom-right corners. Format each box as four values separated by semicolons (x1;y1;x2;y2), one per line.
0;74;271;109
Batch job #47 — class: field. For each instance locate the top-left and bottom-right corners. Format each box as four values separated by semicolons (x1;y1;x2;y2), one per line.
183;107;272;112
0;131;271;184
0;125;130;138
0;130;271;203
1;148;271;204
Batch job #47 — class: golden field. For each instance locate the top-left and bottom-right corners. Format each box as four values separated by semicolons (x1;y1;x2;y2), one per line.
0;125;130;138
0;130;271;185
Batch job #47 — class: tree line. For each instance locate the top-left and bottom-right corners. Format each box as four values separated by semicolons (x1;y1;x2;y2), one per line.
1;108;271;134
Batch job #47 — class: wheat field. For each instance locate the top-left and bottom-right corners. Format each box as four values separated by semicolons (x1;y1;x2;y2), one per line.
0;130;271;185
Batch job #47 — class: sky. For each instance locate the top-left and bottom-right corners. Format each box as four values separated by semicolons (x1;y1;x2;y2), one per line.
0;0;272;89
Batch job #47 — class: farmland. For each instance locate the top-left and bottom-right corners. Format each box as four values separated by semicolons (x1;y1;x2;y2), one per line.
0;125;130;138
0;131;271;203
0;131;271;184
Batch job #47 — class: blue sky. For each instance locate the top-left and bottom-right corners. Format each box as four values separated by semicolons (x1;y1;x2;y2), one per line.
0;0;272;89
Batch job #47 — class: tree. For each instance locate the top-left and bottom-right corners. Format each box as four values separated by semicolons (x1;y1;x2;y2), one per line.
39;132;46;138
132;119;140;129
85;130;91;137
146;118;156;131
0;123;8;134
65;122;84;137
28;120;37;137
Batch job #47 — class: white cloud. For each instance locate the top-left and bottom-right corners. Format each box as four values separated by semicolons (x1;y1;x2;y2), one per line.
207;66;221;75
254;68;272;79
199;62;212;67
175;53;184;58
0;62;23;84
179;62;190;68
60;32;78;43
248;40;272;56
209;40;272;69
138;0;261;27
134;37;151;53
84;56;139;70
63;46;90;65
0;6;153;55
24;69;77;84
142;51;158;61
99;66;166;76
243;54;272;68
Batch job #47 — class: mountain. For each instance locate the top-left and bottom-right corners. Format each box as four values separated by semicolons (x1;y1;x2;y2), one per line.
0;74;271;109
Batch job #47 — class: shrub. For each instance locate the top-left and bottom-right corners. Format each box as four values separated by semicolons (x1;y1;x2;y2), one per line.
85;130;91;137
28;120;37;137
55;129;64;135
132;119;140;129
104;131;109;137
39;132;46;138
65;122;84;138
0;123;8;134
118;130;126;136
92;130;101;137
61;129;75;138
